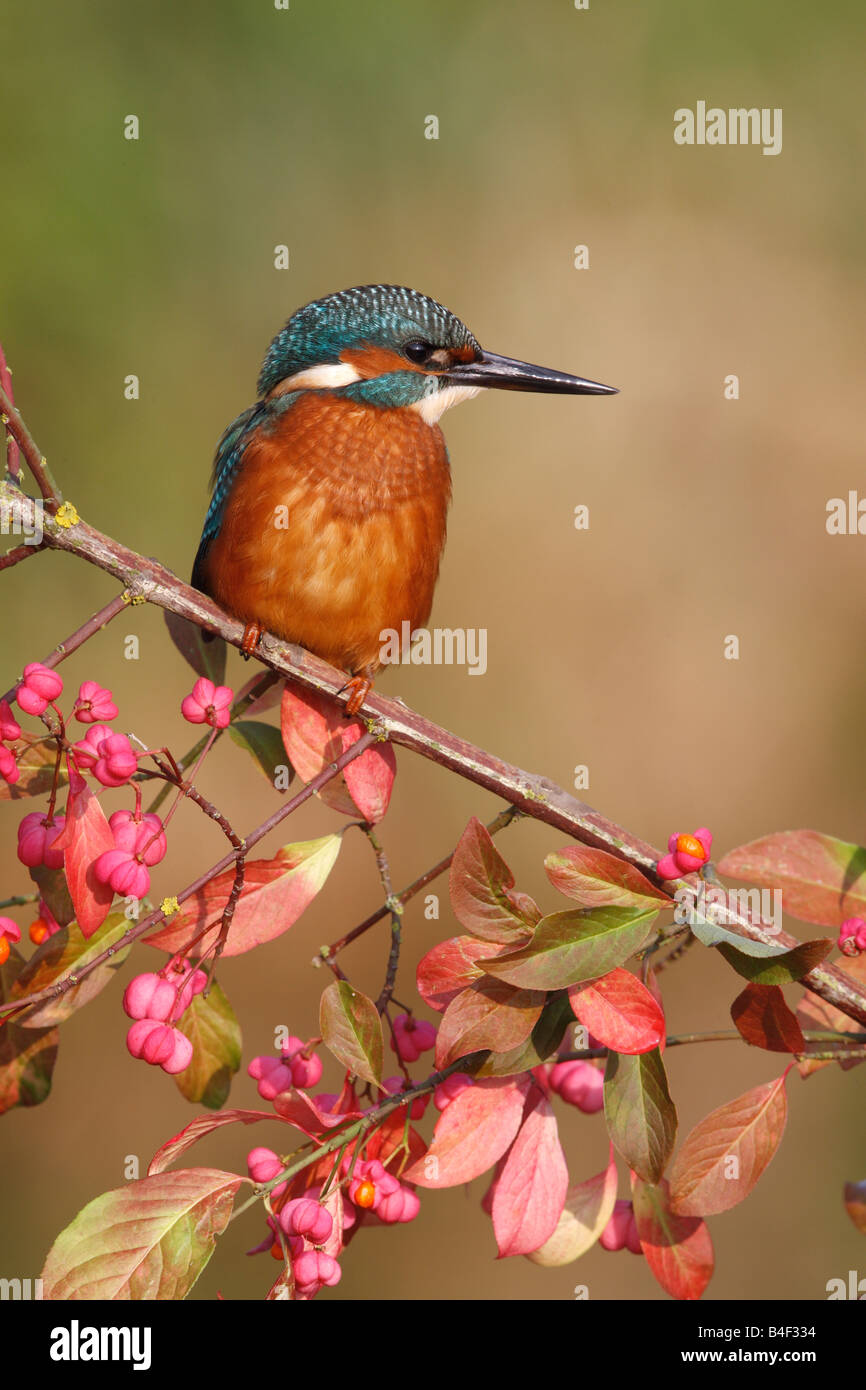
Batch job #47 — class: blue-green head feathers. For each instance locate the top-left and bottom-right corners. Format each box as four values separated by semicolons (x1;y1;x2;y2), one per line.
256;284;480;397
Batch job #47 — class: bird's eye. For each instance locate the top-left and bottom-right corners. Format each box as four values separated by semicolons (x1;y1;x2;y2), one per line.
404;340;434;364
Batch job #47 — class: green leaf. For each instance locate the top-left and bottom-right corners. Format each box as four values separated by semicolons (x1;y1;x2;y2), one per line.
41;1167;242;1299
481;904;659;991
174;983;242;1109
320;980;383;1086
717;937;833;985
228;720;294;791
689;912;790;956
11;912;131;1028
604;1047;677;1184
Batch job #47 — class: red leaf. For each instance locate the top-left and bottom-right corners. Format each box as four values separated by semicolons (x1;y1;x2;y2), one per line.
402;1076;530;1188
148;1108;292;1175
491;1090;568;1257
146;835;342;957
730;982;805;1053
274;1086;363;1137
341;722;397;824
545;845;669;909
718;830;866;929
668;1073;789;1216
632;1176;714;1300
53;761;114;938
449;816;539;943
416;935;508;1013
434;978;546;1067
569;968;666;1055
528;1147;619;1266
280;684;395;822
796;952;866;1076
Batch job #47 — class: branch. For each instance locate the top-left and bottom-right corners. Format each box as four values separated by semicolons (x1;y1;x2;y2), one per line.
1;474;865;1029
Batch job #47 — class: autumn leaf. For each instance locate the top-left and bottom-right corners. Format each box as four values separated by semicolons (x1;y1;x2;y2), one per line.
416;935;509;1013
632;1176;714;1300
174;982;242;1108
449;816;539;943
402;1076;530;1188
41;1168;242;1299
527;1147;619;1267
730;982;805;1053
545;844;669;910
320;980;383;1086
146;835;343;957
54;761;114;938
668;1073;789;1216
718;830;866;929
280;683;395;822
491;1091;568;1257
0;737;69;802
434;977;546;1068
569;967;666;1055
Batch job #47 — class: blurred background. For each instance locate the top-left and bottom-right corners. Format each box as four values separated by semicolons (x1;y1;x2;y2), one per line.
2;0;865;1300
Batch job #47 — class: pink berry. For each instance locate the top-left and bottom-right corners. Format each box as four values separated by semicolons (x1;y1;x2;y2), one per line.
599;1199;633;1252
280;1197;333;1245
0;746;19;785
839;917;866;956
181;677;234;730
0;699;22;741
0;917;22;943
433;1072;474;1111
376;1184;421;1224
71;723;114;772
293;1249;341;1295
17;812;66;870
390;1013;437;1063
73;680;119;724
16;663;63;716
92;733;138;788
549;1060;604;1113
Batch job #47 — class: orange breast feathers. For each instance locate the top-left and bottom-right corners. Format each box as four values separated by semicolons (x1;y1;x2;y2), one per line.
200;392;452;676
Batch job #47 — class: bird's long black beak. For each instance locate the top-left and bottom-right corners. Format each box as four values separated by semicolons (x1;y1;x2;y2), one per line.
445;350;618;395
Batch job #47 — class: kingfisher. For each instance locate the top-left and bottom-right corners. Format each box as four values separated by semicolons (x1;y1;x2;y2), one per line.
192;284;617;713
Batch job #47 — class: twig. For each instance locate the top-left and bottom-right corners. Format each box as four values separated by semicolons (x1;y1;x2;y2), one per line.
0;542;44;571
0;384;62;506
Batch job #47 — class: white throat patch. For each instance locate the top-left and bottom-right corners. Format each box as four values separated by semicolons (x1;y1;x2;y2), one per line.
282;362;363;390
410;383;482;425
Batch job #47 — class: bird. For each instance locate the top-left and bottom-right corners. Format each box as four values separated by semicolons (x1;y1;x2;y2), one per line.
192;284;617;713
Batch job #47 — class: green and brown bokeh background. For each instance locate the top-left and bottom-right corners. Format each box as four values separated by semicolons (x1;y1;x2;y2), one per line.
2;0;865;1299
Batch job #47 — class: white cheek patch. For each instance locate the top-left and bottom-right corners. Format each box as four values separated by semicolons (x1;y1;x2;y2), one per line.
410;383;482;424
283;362;363;390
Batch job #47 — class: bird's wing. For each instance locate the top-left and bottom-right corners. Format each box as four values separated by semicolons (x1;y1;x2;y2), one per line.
191;402;266;592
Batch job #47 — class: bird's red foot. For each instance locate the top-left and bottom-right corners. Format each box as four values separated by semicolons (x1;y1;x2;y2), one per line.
341;675;373;717
240;620;264;659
